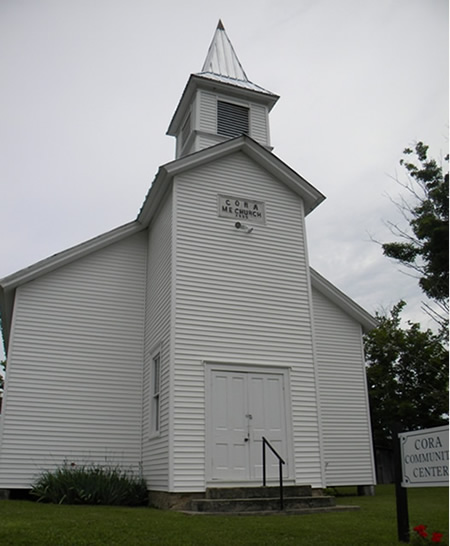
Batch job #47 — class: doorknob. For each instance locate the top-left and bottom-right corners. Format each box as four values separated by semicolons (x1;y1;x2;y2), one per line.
244;437;249;442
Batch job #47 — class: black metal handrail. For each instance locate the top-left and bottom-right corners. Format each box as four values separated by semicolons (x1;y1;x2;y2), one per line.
262;436;285;510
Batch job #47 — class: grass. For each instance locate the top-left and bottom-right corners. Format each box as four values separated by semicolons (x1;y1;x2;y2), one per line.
0;485;447;545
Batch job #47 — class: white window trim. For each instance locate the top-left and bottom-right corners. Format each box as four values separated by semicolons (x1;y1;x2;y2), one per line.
150;351;161;437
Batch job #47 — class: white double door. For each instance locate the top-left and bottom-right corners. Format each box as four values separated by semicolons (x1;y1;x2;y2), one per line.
208;368;290;482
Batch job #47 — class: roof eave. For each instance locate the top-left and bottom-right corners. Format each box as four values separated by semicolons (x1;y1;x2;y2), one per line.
0;221;146;356
138;135;325;226
0;221;144;293
0;286;13;357
167;74;279;137
310;267;377;333
239;136;325;215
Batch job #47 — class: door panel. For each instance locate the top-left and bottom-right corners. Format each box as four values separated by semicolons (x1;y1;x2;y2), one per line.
211;372;248;479
248;373;286;479
210;369;288;481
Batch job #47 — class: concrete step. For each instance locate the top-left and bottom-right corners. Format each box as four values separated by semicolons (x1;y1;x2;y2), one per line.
183;505;360;516
205;485;312;500
190;494;336;513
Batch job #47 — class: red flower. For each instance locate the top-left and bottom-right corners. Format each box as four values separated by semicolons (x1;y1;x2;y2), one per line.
414;525;428;538
431;532;443;543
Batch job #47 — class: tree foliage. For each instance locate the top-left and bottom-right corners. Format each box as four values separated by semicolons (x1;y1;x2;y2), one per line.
0;360;4;393
364;301;448;448
382;142;448;325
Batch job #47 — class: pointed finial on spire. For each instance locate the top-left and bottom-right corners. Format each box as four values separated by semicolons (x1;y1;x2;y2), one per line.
195;22;278;100
201;21;248;81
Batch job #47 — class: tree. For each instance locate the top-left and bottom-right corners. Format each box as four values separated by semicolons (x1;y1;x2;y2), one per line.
382;142;449;327
364;301;448;448
0;359;4;413
0;360;4;394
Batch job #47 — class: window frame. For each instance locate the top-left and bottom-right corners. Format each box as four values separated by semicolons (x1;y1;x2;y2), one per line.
151;352;161;435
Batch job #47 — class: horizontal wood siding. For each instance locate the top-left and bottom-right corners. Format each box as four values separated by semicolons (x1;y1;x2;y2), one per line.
250;103;269;146
172;152;322;491
198;91;217;134
312;287;375;485
0;233;147;488
142;192;172;490
195;90;217;152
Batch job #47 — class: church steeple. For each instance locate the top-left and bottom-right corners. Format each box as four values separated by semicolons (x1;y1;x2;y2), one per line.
196;21;276;96
167;21;279;159
200;20;249;82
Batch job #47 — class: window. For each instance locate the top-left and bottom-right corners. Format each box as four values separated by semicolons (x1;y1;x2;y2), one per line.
152;353;160;433
217;100;249;138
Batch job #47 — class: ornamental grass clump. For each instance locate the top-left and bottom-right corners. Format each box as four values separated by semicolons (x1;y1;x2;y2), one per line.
31;462;148;506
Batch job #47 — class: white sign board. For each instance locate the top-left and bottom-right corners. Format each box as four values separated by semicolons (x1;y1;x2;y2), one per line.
218;195;265;224
399;426;449;488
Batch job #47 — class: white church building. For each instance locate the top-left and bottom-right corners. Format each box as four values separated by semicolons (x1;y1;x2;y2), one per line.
0;22;376;505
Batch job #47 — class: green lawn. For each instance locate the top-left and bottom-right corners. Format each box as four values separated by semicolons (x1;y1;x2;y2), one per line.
0;485;447;545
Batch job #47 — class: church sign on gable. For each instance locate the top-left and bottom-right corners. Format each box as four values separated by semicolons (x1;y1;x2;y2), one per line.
218;195;266;224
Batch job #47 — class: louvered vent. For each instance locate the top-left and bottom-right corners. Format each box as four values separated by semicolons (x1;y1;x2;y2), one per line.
217;100;249;138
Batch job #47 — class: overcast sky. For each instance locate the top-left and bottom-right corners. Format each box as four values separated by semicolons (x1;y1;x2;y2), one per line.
0;0;448;358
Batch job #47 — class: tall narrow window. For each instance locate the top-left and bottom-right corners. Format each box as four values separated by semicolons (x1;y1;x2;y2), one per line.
152;353;160;433
217;100;249;138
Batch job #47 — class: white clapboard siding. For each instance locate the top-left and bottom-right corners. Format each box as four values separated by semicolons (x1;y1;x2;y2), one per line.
0;233;147;488
250;103;269;146
142;192;173;490
198;91;217;135
171;151;322;491
312;287;376;485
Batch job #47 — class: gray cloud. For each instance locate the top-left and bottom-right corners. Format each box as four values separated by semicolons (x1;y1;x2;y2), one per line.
0;0;448;358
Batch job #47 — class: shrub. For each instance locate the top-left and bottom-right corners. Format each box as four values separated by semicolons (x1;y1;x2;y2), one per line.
31;462;148;506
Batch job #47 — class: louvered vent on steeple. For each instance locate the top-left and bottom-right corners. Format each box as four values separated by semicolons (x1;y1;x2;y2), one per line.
167;21;279;158
217;101;249;138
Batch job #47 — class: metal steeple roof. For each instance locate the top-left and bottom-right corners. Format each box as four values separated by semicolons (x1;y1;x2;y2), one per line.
167;21;278;137
196;20;275;96
200;20;248;81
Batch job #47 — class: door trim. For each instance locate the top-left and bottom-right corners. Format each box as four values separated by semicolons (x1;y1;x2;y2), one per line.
204;361;294;484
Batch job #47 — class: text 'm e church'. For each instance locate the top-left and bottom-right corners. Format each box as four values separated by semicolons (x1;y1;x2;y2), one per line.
0;22;376;504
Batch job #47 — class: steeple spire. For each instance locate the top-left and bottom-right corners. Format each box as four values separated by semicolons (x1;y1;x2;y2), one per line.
167;21;279;158
200;20;249;82
196;20;276;97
